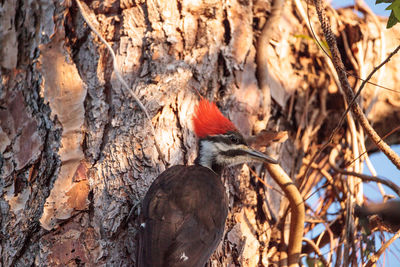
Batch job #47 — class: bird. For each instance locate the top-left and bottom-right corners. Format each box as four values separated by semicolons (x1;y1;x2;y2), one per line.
137;99;278;267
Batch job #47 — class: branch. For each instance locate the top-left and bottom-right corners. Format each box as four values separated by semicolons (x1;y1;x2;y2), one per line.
255;0;285;129
301;40;400;184
330;45;400;147
329;147;400;197
312;0;400;170
265;163;305;267
302;238;329;267
364;229;400;267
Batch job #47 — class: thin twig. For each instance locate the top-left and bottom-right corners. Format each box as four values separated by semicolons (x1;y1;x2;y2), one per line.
329;146;400;197
330;8;359;74
364;229;400;267
347;107;364;203
249;167;285;196
303;1;399;95
314;216;334;266
313;0;400;170
354;0;387;115
302;157;341;202
346;125;400;168
303;238;329;267
304;207;336;265
75;0;166;165
358;130;386;197
295;0;342;89
329;45;400;147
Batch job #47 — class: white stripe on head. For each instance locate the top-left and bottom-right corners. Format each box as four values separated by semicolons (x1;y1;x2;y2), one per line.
198;139;248;169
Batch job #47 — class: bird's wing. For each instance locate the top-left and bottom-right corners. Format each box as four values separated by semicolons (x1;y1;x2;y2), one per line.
137;165;228;267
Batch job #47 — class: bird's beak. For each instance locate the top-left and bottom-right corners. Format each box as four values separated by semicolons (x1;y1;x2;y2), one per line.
243;147;278;164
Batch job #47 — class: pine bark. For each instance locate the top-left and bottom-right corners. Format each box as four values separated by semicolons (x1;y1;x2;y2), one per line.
0;0;399;266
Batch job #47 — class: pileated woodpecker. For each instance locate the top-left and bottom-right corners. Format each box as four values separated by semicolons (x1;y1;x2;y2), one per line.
137;99;278;267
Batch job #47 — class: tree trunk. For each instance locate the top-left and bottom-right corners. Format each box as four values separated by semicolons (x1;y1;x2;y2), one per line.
1;0;399;266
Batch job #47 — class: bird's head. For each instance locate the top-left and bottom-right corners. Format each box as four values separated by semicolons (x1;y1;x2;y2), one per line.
193;99;278;173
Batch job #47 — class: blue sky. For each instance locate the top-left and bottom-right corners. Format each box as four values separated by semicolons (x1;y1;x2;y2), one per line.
332;0;391;17
332;1;399;265
304;145;400;266
304;2;399;265
364;145;400;202
362;145;400;266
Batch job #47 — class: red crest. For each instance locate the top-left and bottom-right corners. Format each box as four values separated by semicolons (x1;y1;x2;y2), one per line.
192;99;236;138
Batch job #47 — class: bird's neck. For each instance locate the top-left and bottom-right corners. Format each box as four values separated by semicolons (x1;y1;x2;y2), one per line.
194;139;223;176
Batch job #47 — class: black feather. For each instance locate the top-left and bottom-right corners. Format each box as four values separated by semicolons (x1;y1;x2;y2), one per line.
137;165;228;267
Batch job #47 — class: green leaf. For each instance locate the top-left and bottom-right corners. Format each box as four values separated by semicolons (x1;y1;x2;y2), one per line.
294;34;313;41
386;0;400;21
320;40;331;57
293;34;331;57
376;0;393;4
387;10;399;28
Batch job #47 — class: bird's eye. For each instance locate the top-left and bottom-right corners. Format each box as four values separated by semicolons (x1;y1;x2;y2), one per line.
229;135;240;144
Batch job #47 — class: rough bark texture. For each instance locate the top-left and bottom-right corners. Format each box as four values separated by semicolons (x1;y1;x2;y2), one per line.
1;0;400;266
